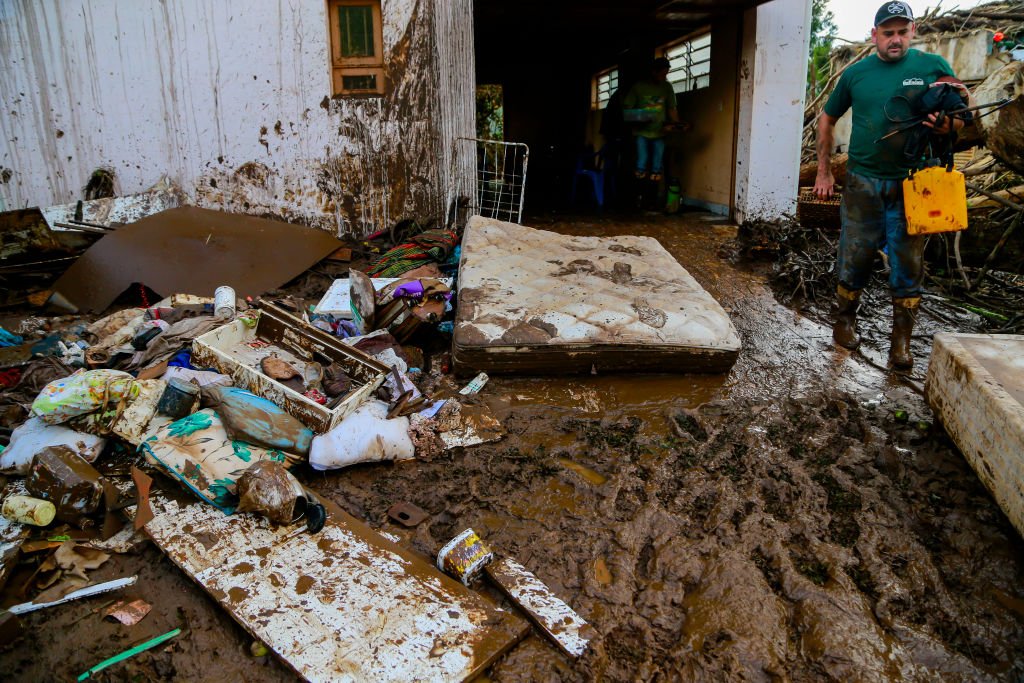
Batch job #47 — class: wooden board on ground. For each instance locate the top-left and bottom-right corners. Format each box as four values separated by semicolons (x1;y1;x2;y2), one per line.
142;493;528;682
926;333;1024;539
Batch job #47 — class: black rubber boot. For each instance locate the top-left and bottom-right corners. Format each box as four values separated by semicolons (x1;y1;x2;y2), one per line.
833;285;861;350
889;297;920;369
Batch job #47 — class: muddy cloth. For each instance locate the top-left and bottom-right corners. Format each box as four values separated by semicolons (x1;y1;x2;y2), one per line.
838;171;924;297
140;409;300;513
367;230;459;278
129;315;224;371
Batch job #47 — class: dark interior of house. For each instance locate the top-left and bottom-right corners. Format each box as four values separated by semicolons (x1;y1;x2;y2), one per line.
473;0;744;215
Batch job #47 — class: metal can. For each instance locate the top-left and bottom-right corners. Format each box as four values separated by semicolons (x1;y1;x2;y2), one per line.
2;495;57;526
215;285;236;320
436;528;494;585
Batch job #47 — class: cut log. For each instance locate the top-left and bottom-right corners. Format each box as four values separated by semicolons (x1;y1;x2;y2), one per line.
799;154;848;187
973;62;1024;175
967;184;1024;210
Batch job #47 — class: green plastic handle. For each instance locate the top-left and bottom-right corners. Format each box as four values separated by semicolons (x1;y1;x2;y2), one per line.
77;628;182;680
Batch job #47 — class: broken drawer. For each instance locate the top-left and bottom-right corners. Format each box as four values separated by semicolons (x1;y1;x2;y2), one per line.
191;304;389;433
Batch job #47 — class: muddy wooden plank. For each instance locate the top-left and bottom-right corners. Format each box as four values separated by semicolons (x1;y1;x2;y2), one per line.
485;557;593;659
926;333;1024;538
142;495;528;682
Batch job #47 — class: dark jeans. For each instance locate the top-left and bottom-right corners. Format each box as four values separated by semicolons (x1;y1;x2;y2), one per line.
838;171;924;298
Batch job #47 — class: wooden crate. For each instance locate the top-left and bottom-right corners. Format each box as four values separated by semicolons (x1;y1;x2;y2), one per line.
797;189;841;231
192;303;390;433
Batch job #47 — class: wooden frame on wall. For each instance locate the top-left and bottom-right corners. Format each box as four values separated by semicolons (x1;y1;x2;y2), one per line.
328;0;385;96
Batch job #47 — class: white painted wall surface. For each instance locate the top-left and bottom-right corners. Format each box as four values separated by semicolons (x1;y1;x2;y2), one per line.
733;0;812;223
0;0;475;236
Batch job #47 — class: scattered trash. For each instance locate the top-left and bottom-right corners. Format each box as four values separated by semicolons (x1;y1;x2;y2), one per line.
436;402;505;449
104;598;152;626
141;487;526;680
141;409;300;512
214;285;236;320
0;326;24;348
26;446;105;520
314;276;453;319
201;385;313;456
77;627;181;681
309;400;415;470
0;610;23;646
48;206;343;314
1;494;56;526
459;372;489;396
131;466;154;530
191;303;389;433
387;501;428;527
155;378;200;420
7;575;137;615
0;417;106;475
54;541;111;580
437;528;593;659
109;379;165;445
30;369;138;427
236;460;324;530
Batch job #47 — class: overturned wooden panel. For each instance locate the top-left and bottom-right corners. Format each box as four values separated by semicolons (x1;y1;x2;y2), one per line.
926;333;1024;538
144;496;527;682
486;557;593;659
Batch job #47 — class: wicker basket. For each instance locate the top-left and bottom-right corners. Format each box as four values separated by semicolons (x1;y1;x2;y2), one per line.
797;188;841;231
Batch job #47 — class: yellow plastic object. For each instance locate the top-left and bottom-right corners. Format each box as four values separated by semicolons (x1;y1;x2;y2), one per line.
903;166;968;235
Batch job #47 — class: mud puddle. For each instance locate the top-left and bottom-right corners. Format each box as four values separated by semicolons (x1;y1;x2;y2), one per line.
3;212;1021;682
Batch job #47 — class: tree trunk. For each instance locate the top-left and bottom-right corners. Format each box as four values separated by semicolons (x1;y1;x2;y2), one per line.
974;62;1024;175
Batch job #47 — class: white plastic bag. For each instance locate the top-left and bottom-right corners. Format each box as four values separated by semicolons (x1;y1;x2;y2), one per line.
309;400;415;470
0;417;106;475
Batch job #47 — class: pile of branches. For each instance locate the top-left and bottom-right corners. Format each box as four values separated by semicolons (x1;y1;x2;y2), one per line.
915;2;1024;36
735;218;839;305
736;208;1024;336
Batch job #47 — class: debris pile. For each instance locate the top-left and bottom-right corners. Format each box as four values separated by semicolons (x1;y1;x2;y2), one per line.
0;201;601;679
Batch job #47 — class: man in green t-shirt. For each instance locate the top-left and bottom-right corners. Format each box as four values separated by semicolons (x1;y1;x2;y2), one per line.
814;1;968;370
624;58;679;183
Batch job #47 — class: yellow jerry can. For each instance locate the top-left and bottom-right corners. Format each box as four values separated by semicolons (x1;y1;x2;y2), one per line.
903;166;968;235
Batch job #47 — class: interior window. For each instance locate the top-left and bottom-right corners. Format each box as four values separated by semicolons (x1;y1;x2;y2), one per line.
592;67;619;110
662;30;712;94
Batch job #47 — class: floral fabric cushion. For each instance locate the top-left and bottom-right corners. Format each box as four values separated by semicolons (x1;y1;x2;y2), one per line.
140;408;299;513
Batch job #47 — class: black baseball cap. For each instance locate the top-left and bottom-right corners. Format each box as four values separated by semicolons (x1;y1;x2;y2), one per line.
875;2;914;26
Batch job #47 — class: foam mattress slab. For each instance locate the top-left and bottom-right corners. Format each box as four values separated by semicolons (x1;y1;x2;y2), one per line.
453;217;741;374
926;333;1024;539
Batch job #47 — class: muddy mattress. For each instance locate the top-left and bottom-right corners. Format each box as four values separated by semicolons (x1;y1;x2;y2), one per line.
453;217;741;374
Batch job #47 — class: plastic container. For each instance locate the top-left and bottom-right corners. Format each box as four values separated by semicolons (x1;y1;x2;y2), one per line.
156;378;200;419
2;495;57;526
215;286;236;320
665;180;681;214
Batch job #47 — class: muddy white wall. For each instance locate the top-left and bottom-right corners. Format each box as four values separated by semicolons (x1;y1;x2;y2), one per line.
733;0;812;223
0;0;475;235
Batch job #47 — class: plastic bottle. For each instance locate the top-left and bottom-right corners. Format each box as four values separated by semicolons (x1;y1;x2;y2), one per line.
665;180;681;214
2;495;57;526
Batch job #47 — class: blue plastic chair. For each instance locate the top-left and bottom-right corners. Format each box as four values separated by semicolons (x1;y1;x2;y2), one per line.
571;146;607;208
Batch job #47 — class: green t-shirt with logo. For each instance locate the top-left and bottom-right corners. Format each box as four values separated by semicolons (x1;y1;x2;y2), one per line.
624;80;677;138
824;49;955;179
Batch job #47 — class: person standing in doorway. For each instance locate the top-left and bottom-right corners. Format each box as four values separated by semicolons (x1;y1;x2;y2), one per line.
813;1;968;369
624;57;679;183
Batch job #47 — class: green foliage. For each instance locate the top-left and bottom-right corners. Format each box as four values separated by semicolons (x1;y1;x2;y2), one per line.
476;85;504;141
807;0;837;99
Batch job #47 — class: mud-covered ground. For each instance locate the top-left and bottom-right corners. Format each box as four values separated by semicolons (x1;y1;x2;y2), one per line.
2;211;1022;681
